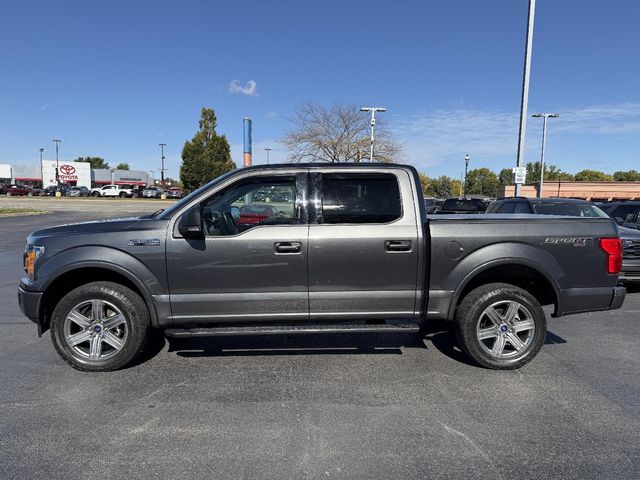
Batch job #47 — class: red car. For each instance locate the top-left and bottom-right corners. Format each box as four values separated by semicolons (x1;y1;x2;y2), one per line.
2;185;35;196
166;187;183;199
237;204;278;226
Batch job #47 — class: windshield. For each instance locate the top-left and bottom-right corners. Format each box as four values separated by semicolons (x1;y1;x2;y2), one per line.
531;202;609;217
156;170;238;219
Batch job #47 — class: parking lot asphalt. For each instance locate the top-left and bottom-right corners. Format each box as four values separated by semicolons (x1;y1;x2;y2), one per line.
1;200;639;480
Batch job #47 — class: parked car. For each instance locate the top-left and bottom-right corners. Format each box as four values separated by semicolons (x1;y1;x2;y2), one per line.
19;163;625;372
601;201;640;228
1;184;19;195
142;187;164;198
4;185;35;196
236;204;279;228
424;198;438;214
434;197;487;214
67;186;90;197
618;226;640;284
90;184;134;198
486;197;609;217
166;187;183;199
42;185;70;196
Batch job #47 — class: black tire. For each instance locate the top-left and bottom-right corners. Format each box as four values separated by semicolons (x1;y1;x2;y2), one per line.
119;192;127;198
92;191;100;197
50;281;150;372
455;283;546;370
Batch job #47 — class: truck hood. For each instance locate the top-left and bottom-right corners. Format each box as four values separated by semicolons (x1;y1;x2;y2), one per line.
29;216;157;239
618;225;640;240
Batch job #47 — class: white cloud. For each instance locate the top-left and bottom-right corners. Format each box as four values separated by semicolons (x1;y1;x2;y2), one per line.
393;102;640;173
552;102;640;135
228;80;258;96
37;104;48;111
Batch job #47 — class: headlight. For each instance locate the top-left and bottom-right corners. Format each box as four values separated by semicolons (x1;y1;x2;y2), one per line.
23;244;45;280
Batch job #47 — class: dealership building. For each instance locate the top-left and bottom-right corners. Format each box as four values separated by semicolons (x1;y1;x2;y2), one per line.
0;161;152;189
500;181;640;201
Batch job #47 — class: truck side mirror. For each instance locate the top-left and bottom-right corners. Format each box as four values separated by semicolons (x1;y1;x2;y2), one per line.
178;204;204;238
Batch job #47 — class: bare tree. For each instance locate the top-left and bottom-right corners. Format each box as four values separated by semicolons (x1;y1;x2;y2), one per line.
282;102;402;163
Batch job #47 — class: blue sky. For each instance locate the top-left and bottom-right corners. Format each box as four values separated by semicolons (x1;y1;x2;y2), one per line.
1;0;638;179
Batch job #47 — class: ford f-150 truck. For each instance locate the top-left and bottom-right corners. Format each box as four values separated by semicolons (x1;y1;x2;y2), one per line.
18;164;626;371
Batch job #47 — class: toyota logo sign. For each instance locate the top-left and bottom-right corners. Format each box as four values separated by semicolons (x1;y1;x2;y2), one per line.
59;164;76;175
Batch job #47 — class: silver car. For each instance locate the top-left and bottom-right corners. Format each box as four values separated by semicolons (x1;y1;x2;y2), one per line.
142;187;164;198
67;186;90;197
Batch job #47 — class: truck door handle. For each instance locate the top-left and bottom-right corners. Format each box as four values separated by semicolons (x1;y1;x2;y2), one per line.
385;240;412;252
274;242;302;254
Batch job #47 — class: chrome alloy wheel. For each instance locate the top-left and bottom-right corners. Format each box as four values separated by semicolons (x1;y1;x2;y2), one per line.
476;300;535;359
63;299;129;361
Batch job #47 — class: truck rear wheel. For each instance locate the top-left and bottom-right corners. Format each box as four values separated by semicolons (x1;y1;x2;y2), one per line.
455;283;546;370
50;281;150;371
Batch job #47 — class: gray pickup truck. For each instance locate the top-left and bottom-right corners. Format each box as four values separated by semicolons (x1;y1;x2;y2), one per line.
18;164;626;371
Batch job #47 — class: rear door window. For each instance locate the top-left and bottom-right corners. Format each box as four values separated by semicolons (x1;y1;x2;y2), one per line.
320;173;401;224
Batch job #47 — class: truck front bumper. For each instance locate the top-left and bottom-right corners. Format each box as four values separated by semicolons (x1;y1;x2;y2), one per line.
18;285;43;325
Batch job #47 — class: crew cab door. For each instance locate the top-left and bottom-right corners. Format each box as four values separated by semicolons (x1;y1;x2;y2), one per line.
308;169;421;320
166;171;309;323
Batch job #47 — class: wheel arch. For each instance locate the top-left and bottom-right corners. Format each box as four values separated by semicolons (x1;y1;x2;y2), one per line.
448;258;561;320
39;263;160;334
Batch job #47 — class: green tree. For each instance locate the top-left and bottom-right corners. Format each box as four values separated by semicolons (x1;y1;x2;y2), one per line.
525;162;573;182
427;176;454;198
465;168;499;196
418;173;430;195
574;169;613;181
498;168;513;185
115;163;130;170
613;170;640;181
75;156;109;169
180;107;235;192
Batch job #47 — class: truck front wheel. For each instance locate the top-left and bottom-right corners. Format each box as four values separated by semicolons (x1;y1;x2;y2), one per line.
455;283;546;370
50;281;150;371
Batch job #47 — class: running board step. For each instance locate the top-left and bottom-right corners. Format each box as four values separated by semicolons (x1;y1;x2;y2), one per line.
164;322;420;338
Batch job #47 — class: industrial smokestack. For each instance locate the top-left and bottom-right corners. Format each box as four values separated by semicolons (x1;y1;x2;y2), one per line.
243;117;252;167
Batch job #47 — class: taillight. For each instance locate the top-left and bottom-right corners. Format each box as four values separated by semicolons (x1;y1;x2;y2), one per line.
599;238;622;274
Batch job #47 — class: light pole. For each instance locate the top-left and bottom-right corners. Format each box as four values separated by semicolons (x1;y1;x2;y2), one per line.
557;168;562;198
515;0;537;196
464;154;470;198
265;147;272;164
52;139;62;187
531;113;559;198
39;148;45;187
360;107;386;161
159;143;166;185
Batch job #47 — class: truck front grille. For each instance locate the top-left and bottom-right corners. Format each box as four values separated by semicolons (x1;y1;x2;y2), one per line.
623;240;640;259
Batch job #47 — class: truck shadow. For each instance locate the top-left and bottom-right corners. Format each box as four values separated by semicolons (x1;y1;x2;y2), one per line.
157;320;567;366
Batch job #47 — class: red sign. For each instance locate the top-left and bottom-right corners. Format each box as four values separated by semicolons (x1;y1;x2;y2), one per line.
59;164;76;175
